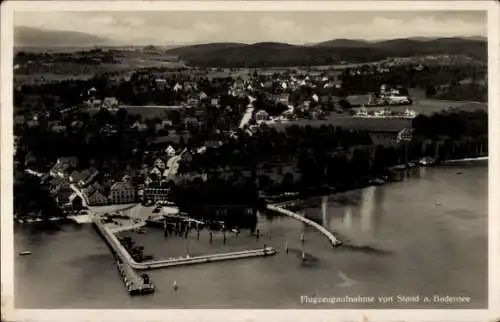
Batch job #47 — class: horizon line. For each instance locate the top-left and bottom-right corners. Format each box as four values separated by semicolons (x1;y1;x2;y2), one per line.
13;35;488;48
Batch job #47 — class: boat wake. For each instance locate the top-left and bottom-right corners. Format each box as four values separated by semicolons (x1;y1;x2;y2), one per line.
336;243;392;256
336;270;359;287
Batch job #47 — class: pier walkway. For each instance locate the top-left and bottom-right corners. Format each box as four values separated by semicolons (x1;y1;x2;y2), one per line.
115;259;155;295
92;215;276;271
108;221;146;233
266;204;342;247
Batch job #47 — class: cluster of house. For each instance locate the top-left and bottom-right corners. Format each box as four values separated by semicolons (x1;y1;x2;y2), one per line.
45;157;140;208
355;106;417;119
84;87;120;110
366;85;412;105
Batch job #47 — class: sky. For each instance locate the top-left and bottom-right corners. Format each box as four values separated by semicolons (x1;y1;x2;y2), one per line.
14;11;487;45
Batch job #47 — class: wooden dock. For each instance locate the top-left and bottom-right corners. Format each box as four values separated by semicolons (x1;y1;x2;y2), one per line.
115;257;155;296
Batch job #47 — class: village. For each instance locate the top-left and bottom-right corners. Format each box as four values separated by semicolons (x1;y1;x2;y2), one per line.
14;63;429;217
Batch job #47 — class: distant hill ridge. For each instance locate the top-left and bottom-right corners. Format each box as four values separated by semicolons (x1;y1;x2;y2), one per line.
166;37;487;67
14;26;486;67
15;26;114;47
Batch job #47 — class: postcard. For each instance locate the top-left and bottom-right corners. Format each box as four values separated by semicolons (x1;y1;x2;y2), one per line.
1;1;499;321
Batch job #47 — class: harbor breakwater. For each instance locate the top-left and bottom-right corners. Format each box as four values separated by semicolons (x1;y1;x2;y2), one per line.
266;204;342;247
92;215;276;271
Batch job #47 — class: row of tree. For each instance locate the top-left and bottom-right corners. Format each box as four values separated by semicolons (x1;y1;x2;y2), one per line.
340;64;487;101
178;110;487;195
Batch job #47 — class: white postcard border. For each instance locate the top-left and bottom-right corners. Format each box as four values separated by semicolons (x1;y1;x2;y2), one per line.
1;1;499;322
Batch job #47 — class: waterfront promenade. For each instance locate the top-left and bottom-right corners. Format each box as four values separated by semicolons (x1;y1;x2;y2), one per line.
92;215;276;271
266;204;342;247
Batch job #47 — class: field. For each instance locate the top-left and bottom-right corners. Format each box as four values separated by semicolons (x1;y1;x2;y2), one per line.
87;105;181;119
13;50;185;85
268;114;412;132
348;88;487;116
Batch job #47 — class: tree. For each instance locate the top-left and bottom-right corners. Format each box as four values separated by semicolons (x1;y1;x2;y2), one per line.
338;99;352;110
425;85;437;97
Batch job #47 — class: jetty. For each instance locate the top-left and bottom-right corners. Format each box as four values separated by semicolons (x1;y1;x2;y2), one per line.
266;204;342;247
442;156;488;164
108;221;146;234
115;258;154;295
92;215;276;271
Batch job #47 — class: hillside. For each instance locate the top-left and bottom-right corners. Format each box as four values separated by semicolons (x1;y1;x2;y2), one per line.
165;42;247;56
314;39;371;48
166;37;487;68
167;42;390;68
371;37;486;59
14;26;114;48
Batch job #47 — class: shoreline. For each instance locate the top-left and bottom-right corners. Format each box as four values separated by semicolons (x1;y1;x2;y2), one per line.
14;156;488;225
265;155;488;209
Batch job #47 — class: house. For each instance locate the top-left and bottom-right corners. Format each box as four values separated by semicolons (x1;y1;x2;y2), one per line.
150;167;162;180
68;192;84;209
55;186;74;207
74;167;99;188
277;93;289;105
83;182;108;206
211;98;220;107
132;121;148;132
154;158;166;170
102;97;119;109
396;128;414;143
48;120;62;127
162;119;173;128
108;181;136;204
143;185;170;203
184;116;200;127
50;157;79;178
255;110;269;122
100;124;118;135
199;91;208;100
165;145;176;157
204;140;223;149
26;119;38;128
86;99;102;109
177;172;208;183
187;96;200;106
50;124;66;133
388;95;411;105
173;83;183;92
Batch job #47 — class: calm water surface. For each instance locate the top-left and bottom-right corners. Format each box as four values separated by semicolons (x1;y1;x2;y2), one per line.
14;163;488;309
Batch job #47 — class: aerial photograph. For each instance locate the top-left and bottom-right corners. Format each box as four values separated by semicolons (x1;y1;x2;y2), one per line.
10;9;489;310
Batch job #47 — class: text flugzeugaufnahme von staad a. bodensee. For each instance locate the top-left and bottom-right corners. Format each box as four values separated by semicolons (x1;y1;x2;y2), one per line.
300;295;472;305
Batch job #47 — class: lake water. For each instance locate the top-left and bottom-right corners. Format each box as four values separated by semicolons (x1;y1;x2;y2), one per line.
14;162;488;309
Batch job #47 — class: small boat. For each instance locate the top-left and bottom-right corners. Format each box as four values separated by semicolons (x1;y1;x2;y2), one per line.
19;251;32;256
173;280;178;291
371;178;385;185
